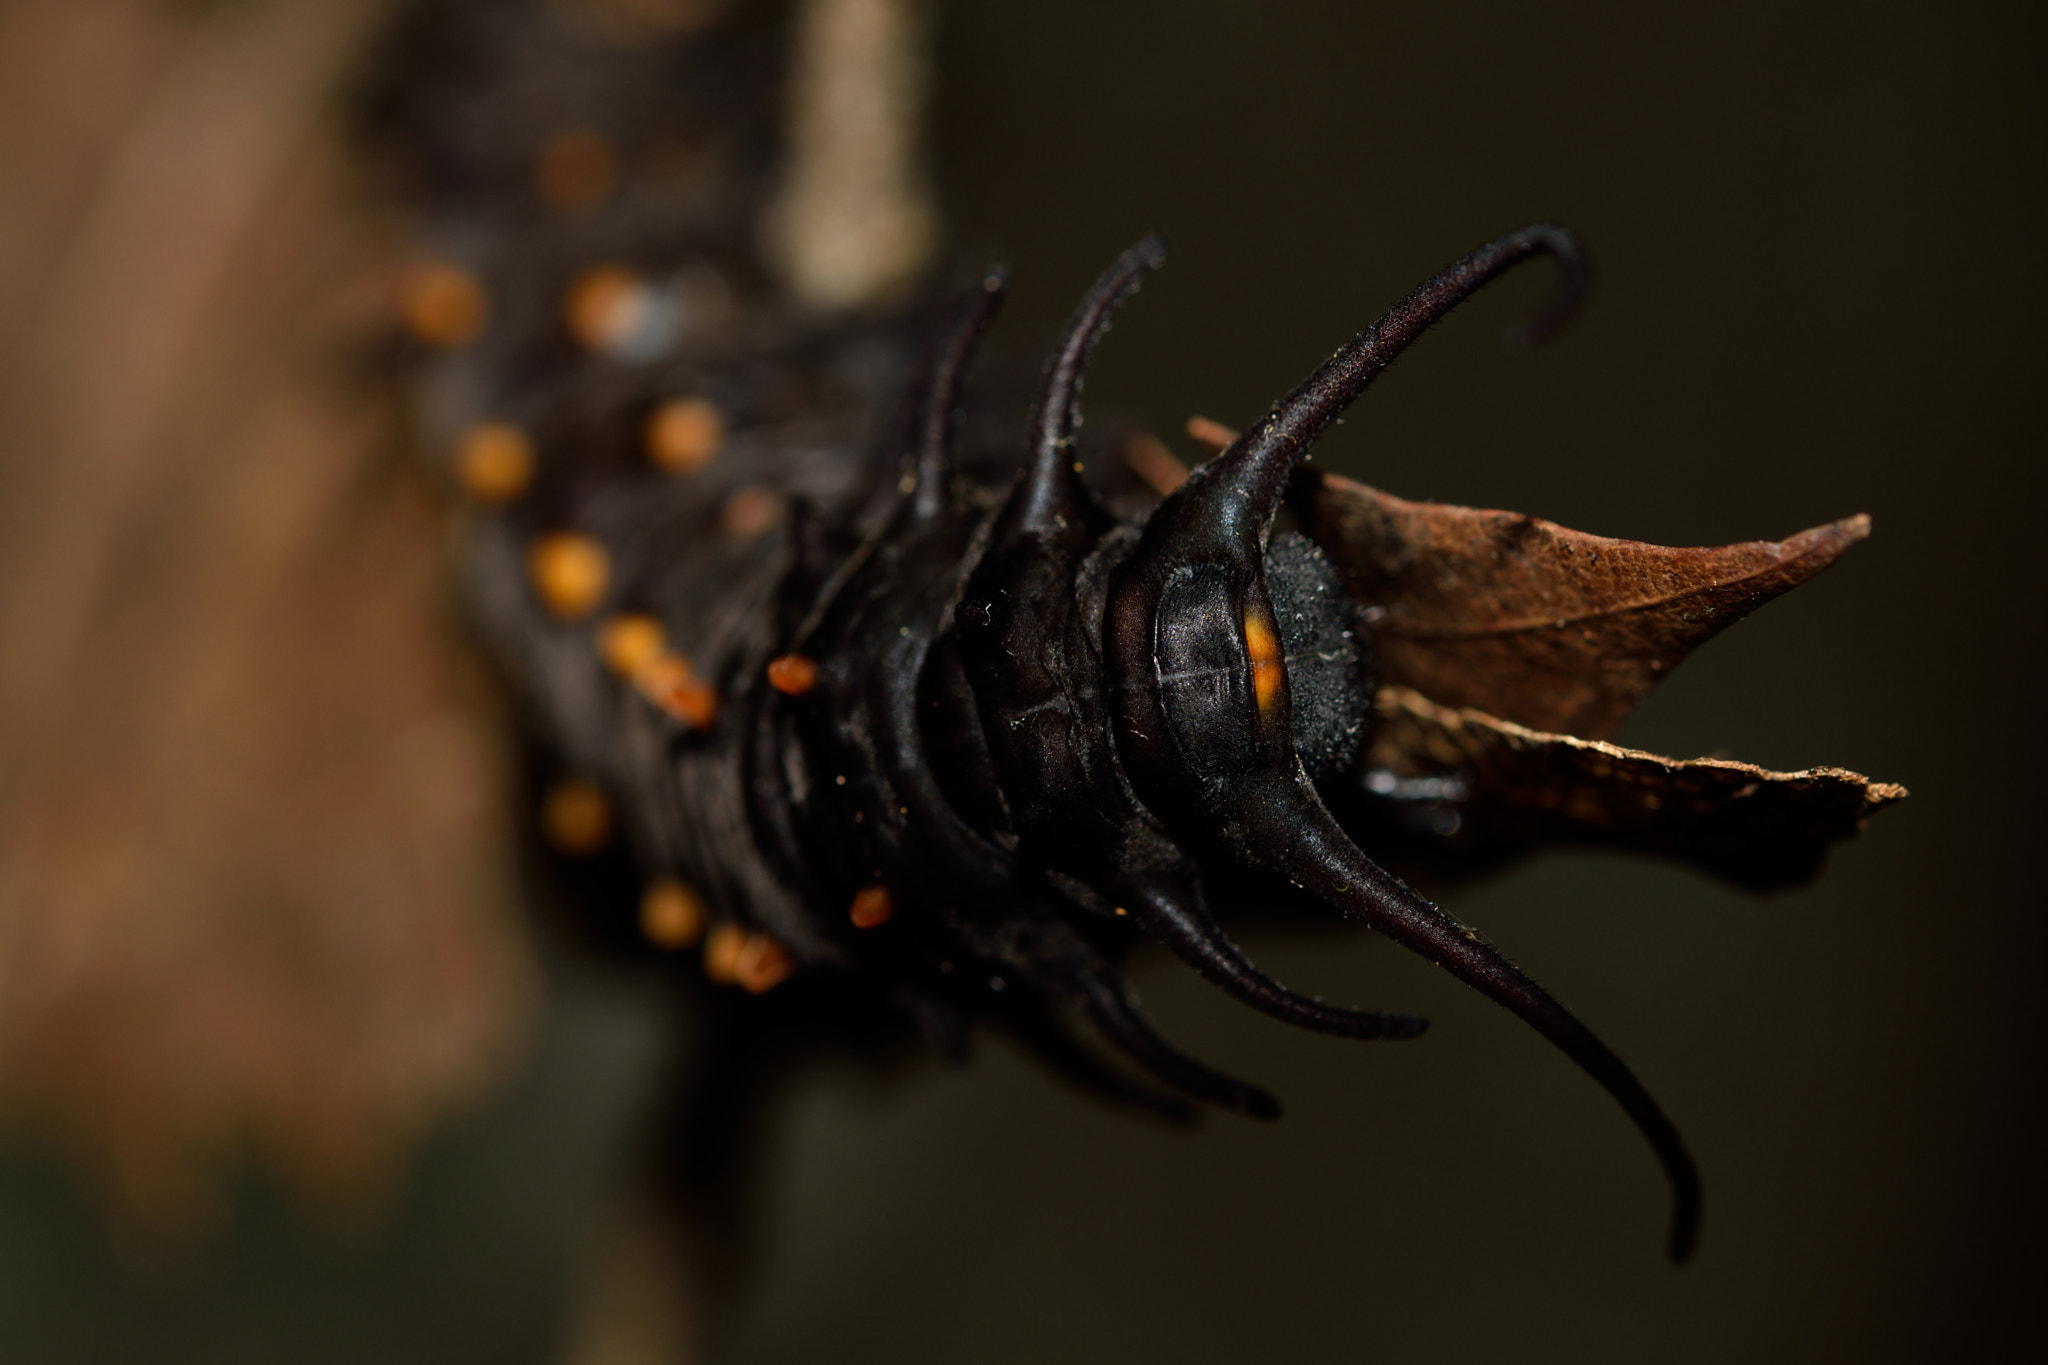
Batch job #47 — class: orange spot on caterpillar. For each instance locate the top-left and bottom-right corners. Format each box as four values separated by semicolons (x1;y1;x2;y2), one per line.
640;879;705;950
703;923;747;983
536;127;618;212
1244;608;1284;716
565;263;676;359
566;265;638;348
400;260;487;348
645;397;725;472
766;653;818;696
542;778;613;855
527;533;611;620
733;934;793;994
1186;415;1240;453
721;485;785;538
597;613;667;677
701;925;790;992
849;885;894;929
633;653;718;728
454;422;535;504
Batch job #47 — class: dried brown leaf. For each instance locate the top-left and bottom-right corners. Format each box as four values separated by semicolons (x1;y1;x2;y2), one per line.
1363;687;1905;890
1298;472;1871;740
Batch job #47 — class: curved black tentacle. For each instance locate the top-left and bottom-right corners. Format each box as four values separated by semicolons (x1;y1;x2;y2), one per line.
1000;993;1199;1125
951;236;1171;874
1114;870;1427;1041
1079;975;1282;1120
1502;231;1591;348
1007;234;1167;537
1215;769;1701;1261
783;270;1011;649
910;268;1010;522
1178;225;1586;563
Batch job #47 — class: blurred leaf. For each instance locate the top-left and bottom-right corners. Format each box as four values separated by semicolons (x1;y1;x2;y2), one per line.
0;0;528;1231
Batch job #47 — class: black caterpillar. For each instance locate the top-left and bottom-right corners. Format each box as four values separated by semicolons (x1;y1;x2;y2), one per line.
360;0;1890;1267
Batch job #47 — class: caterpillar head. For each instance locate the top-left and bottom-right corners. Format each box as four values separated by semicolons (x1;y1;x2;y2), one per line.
959;227;1698;1260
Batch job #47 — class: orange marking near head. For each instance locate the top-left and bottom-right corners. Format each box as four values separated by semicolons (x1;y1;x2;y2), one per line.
1244;609;1284;717
640;879;705;950
766;653;818;696
401;261;488;348
455;422;535;504
645;397;724;472
733;934;793;994
597;613;667;677
849;885;894;929
703;924;747;983
542;778;613;855
536;127;618;211
527;533;611;619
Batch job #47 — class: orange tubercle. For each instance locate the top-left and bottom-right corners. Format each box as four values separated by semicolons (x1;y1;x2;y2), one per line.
527;533;611;620
542;779;612;855
640;879;705;950
400;260;488;348
733;935;794;994
664;678;720;729
849;885;894;929
645;397;725;473
1244;609;1284;716
597;613;667;677
703;924;747;983
766;653;818;696
454;422;535;504
565;263;643;356
702;926;792;993
633;653;718;728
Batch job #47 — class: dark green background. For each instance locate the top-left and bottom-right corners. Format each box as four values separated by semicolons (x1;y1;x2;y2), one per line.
3;1;2041;1360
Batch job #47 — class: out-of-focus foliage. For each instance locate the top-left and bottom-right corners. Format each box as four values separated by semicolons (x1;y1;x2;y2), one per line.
0;0;530;1230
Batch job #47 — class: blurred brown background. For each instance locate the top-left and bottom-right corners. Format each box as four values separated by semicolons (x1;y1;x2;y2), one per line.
1;0;2042;1361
